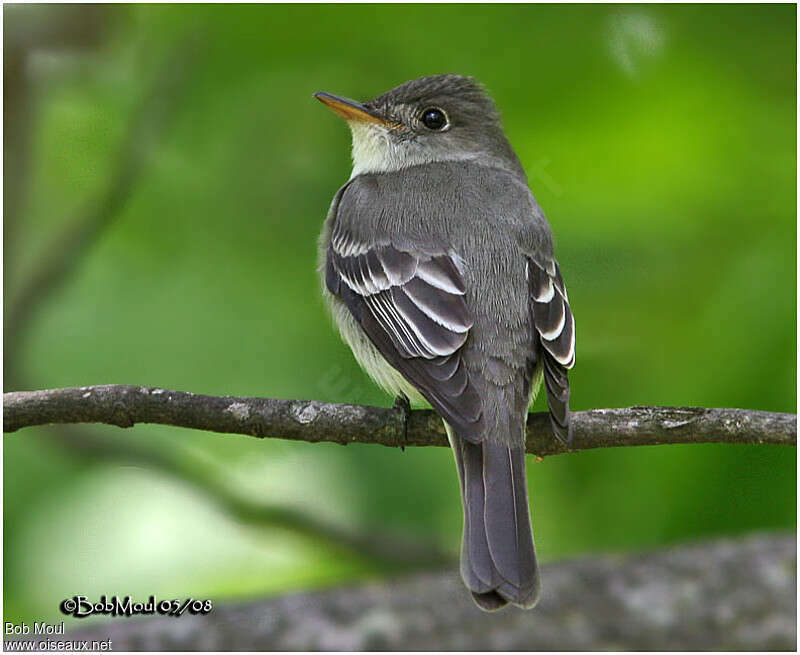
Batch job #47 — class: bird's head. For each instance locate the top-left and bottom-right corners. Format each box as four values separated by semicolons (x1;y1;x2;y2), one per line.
315;75;523;178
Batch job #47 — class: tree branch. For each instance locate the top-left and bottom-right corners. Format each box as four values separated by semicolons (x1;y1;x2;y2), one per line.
27;533;796;650
4;385;795;454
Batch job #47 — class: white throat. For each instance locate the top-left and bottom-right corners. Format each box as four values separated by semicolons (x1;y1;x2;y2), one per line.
348;122;407;178
348;121;483;180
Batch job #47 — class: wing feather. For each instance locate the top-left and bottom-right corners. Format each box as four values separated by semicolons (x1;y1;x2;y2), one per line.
529;258;575;368
401;277;472;333
328;224;483;440
528;256;575;443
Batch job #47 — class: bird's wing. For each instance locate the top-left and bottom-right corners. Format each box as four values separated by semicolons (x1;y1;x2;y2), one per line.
326;218;484;440
527;254;575;443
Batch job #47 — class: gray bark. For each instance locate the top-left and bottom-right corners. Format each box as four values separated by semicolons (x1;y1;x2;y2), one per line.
3;385;796;455
36;533;795;651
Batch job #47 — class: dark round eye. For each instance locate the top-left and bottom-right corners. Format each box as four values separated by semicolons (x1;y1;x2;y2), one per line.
421;107;448;131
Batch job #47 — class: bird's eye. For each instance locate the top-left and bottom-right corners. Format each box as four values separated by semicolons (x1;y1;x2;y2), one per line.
420;107;448;131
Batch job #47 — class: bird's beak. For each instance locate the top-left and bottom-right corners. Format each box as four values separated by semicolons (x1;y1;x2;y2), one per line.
314;91;397;127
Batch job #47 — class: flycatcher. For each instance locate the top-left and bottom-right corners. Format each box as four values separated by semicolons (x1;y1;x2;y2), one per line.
315;75;575;611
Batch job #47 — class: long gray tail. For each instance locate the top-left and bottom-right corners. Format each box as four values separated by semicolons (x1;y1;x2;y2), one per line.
447;424;540;611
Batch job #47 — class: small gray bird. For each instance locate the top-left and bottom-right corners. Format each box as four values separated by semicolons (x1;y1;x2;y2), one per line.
315;75;575;611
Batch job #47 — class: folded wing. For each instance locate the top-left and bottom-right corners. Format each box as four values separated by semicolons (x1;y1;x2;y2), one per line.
528;256;575;443
327;221;483;440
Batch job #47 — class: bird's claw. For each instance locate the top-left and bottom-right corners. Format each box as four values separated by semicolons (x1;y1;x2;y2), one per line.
393;394;411;451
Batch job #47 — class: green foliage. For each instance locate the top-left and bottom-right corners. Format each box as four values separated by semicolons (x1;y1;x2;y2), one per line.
4;4;795;626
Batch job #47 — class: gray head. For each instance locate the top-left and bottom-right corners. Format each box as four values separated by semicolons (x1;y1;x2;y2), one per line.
315;75;524;179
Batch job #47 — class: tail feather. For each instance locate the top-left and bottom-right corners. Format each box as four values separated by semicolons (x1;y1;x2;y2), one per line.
472;589;509;612
452;435;497;594
483;442;539;604
446;424;541;611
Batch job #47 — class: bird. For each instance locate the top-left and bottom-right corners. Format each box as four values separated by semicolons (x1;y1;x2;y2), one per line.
314;75;575;611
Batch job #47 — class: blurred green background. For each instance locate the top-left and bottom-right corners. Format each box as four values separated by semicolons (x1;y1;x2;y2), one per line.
4;3;796;628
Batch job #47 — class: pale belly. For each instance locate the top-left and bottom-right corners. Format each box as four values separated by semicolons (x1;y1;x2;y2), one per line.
324;289;428;406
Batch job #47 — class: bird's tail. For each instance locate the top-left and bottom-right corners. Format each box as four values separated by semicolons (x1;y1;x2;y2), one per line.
446;423;540;611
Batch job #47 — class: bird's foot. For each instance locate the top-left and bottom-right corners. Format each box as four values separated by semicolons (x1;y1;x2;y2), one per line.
393;394;411;451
